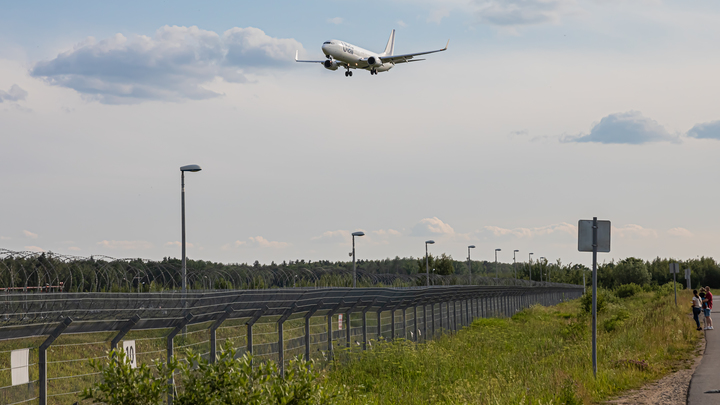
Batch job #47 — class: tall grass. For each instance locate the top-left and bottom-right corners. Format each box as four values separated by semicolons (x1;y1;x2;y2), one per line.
325;289;699;404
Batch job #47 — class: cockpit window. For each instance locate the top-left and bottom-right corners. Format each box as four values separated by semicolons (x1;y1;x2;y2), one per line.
323;41;332;45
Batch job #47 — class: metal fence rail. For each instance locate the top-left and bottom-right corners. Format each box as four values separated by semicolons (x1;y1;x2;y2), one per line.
0;285;583;404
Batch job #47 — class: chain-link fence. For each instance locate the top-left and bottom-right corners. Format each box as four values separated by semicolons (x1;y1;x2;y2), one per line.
0;284;583;404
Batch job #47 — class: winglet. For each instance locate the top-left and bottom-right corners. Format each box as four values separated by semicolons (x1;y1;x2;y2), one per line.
443;40;449;51
295;50;299;61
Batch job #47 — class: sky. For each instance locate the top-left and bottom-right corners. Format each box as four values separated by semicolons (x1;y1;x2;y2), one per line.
1;0;720;269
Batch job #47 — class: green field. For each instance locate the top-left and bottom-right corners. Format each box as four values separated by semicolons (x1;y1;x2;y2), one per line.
325;287;699;404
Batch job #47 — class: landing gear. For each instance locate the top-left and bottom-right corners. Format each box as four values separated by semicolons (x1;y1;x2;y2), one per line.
344;70;353;77
370;69;377;75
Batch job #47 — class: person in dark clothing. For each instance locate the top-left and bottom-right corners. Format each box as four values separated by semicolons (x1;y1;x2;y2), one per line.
693;290;703;331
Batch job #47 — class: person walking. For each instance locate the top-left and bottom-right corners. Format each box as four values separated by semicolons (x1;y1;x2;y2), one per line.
693;290;703;331
700;288;708;329
704;286;714;330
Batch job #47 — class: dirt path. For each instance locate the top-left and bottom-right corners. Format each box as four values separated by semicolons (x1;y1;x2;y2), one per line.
603;338;704;405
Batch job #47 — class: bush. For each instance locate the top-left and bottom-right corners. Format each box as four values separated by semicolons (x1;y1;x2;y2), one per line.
656;281;683;297
82;344;341;405
580;289;614;314
616;283;642;298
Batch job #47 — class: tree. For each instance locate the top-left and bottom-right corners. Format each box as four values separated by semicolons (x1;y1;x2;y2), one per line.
614;257;651;286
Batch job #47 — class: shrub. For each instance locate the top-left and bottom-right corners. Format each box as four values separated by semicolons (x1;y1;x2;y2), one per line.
82;344;341;405
616;283;642;298
580;289;613;313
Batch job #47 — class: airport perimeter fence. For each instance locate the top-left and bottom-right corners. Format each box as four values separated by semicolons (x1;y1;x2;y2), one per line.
0;284;584;404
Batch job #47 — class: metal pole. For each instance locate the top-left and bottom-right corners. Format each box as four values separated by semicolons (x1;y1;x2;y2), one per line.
529;253;533;281
495;250;498;279
468;247;471;285
673;269;677;306
426;243;430;287
352;235;356;288
181;171;186;294
592;217;598;378
513;251;517;279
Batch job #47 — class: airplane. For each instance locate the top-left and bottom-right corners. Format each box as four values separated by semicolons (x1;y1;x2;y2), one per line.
295;29;448;77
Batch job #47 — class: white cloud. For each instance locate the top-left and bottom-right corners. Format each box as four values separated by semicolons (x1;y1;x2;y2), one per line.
613;224;657;239
562;111;678;144
31;25;304;104
668;227;693;238
164;241;194;248
427;9;451;23
1;236;11;240
483;222;576;238
372;229;402;237
68;246;81;251
23;230;38;239
97;240;154;250
24;246;45;252
397;20;408;28
311;230;351;244
474;0;572;26
411;217;455;237
0;84;28;102
687;120;720;140
222;236;288;249
327;17;344;25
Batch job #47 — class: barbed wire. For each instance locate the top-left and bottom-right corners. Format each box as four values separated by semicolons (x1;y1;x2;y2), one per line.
0;249;560;293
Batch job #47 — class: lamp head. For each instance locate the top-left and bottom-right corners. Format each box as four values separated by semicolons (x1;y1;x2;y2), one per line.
180;164;202;172
495;248;501;252
352;231;365;237
425;240;435;244
468;245;476;249
514;249;519;253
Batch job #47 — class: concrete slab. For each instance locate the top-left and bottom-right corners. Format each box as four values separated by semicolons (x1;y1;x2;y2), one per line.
688;310;720;404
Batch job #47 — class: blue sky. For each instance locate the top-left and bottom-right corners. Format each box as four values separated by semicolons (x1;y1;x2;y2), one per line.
2;0;720;267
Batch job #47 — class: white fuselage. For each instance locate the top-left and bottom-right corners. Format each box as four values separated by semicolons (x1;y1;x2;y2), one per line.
321;40;393;72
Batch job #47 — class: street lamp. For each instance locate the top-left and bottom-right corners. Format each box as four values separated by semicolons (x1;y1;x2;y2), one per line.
529;253;534;281
180;164;201;296
494;248;501;278
513;250;519;279
351;231;365;288
425;240;435;286
539;257;546;282
467;245;476;284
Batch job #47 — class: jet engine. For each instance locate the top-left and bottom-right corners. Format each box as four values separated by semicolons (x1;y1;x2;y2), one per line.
323;60;339;70
367;56;383;67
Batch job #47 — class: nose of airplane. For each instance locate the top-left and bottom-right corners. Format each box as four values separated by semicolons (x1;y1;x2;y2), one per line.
322;44;328;54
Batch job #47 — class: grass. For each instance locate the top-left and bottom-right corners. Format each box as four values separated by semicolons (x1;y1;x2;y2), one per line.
324;289;700;404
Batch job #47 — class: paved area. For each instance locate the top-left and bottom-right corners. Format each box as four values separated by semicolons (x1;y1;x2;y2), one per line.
688;310;720;404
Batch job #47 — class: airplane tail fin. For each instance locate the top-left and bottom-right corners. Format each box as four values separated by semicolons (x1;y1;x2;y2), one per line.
381;29;395;56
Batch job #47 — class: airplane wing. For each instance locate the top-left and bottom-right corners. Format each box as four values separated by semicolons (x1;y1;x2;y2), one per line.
295;51;326;63
380;40;449;64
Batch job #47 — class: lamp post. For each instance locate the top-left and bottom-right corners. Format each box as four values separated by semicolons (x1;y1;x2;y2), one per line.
539;257;546;282
529;253;534;281
180;164;202;295
467;245;476;284
494;248;501;278
425;240;435;286
352;231;365;288
513;250;519;279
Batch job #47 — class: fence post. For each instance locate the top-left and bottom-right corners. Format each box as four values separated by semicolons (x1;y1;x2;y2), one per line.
278;305;296;376
210;306;233;363
246;306;267;364
326;301;344;361
345;300;362;348
413;305;418;342
402;307;407;339
110;314;140;361
361;299;377;350
390;305;396;340
167;313;193;405
446;300;451;331
423;303;429;341
304;303;321;361
430;302;436;338
39;317;72;405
